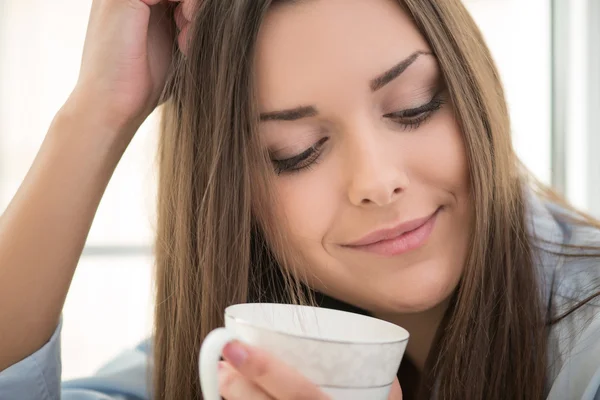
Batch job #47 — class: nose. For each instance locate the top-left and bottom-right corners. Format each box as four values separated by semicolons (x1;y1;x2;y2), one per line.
346;135;410;207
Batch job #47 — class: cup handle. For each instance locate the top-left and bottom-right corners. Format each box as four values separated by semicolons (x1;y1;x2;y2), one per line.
198;327;239;400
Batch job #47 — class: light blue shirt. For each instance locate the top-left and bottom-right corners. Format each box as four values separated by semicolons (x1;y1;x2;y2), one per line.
0;321;153;400
1;192;600;400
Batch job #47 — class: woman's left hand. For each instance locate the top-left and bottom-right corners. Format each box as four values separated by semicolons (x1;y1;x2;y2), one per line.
218;341;403;400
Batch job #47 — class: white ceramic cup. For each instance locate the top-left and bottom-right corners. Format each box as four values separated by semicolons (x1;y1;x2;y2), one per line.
199;303;409;400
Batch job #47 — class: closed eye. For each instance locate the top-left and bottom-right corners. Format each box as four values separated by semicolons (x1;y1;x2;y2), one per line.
271;137;329;174
383;92;445;131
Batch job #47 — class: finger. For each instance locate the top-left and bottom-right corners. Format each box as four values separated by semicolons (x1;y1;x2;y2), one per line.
174;3;188;30
181;0;197;22
143;0;181;4
388;378;403;400
219;361;273;400
223;341;330;400
177;23;190;55
139;0;162;5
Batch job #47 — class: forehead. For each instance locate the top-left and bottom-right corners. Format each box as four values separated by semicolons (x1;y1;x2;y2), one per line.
254;0;431;110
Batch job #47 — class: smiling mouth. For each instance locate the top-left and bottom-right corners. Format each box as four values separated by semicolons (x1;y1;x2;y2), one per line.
343;207;441;257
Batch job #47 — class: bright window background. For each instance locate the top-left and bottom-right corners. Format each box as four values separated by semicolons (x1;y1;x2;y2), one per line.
465;0;552;184
559;0;600;216
0;0;593;381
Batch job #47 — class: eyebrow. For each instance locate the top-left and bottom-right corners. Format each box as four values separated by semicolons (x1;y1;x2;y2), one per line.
370;50;432;92
259;106;318;122
259;50;433;122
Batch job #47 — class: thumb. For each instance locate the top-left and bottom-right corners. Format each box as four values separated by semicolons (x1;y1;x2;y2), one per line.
388;378;403;400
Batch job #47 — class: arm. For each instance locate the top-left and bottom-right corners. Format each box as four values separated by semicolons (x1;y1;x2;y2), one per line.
0;101;131;372
0;0;175;375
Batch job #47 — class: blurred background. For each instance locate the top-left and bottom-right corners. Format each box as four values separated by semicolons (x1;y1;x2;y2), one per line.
0;0;598;380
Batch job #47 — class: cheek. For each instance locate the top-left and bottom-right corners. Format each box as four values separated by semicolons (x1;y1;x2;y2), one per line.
405;107;469;196
273;173;339;250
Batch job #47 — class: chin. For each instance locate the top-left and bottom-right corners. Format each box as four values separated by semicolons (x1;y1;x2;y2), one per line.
358;258;461;315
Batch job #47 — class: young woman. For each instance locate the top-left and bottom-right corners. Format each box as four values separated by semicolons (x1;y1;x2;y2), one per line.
0;0;599;399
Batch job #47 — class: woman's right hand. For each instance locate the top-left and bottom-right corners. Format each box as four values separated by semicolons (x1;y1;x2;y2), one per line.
71;0;177;138
0;0;187;372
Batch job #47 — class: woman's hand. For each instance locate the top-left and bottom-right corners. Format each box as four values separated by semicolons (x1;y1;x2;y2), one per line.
219;341;403;399
171;0;195;55
71;0;178;137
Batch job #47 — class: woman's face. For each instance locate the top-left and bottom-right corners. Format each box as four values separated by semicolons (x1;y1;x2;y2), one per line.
255;0;472;314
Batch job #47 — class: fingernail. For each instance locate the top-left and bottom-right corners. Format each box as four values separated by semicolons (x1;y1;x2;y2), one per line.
223;341;248;368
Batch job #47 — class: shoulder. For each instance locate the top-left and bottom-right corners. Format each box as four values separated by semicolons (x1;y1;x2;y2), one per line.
545;201;600;317
526;191;600;399
545;314;600;399
525;189;600;314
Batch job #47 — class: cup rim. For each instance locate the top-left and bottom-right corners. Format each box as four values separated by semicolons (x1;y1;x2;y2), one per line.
224;303;410;345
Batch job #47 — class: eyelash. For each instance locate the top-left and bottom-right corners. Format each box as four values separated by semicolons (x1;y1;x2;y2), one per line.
271;93;445;175
272;137;328;175
383;92;445;131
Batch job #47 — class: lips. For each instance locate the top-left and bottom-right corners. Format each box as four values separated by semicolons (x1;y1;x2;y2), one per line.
347;209;438;247
341;208;440;256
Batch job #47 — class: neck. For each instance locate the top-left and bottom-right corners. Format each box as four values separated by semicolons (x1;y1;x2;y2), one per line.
376;298;450;371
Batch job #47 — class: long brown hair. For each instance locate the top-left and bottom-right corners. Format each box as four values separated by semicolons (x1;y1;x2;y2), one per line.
152;1;600;399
